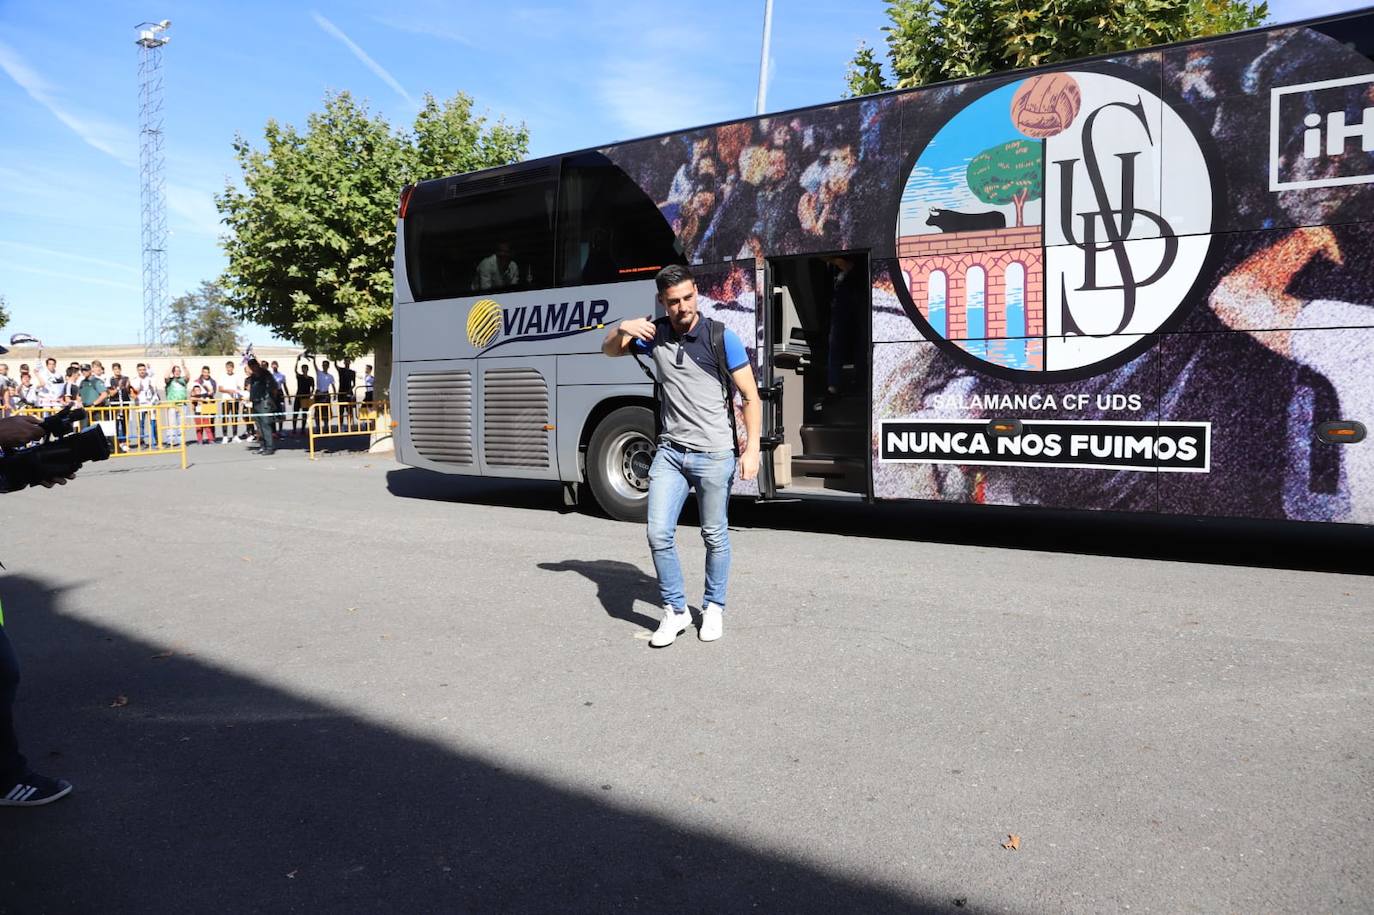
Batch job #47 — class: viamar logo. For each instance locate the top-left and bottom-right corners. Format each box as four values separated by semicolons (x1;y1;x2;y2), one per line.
464;297;610;352
467;298;503;348
1270;73;1374;191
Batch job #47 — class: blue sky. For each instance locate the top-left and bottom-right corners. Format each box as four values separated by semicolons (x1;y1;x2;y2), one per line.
0;0;1362;346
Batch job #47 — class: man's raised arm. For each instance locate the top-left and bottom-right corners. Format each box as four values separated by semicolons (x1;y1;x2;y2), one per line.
602;317;655;357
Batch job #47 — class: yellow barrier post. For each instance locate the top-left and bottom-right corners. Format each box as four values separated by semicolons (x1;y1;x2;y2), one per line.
308;399;385;460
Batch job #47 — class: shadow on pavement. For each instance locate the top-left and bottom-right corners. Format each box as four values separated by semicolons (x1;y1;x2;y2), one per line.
0;574;948;914
385;468;1374;575
537;560;661;630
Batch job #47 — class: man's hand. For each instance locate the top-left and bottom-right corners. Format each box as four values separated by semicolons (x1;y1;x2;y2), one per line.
739;447;760;481
618;318;656;342
602;317;655;356
0;415;46;449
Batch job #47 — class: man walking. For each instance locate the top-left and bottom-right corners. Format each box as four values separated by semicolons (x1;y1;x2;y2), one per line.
601;265;761;647
245;359;276;455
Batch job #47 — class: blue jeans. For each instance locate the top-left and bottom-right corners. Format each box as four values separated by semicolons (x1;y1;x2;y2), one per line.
137;411;158;446
646;443;736;612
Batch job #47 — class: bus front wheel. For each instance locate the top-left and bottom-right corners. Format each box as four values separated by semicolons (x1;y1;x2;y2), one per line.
586;406;655;523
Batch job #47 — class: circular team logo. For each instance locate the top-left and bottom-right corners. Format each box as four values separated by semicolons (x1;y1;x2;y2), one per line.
466;298;502;349
895;68;1218;380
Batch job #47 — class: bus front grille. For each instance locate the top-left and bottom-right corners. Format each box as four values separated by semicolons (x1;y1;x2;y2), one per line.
406;371;474;465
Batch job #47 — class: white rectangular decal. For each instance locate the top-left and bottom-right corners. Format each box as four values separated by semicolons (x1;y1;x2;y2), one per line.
1270;73;1374;191
879;419;1211;473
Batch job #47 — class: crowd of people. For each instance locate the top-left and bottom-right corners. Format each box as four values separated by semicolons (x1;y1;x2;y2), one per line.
0;354;377;453
607;98;898;266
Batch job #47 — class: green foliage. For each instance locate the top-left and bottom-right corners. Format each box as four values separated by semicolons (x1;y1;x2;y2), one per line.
216;91;528;358
844;42;889;98
847;0;1269;93
0;294;10;333
164;280;241;355
966;139;1043;226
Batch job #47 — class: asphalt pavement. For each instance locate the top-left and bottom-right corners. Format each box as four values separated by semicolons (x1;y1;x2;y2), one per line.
0;437;1370;913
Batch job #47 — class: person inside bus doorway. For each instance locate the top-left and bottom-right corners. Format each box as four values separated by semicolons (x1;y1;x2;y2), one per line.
824;253;865;402
601;264;762;647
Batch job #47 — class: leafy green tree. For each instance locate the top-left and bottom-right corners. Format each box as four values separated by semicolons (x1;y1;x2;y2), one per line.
0;294;10;334
846;0;1269;94
164;281;241;355
966;139;1043;226
216;91;528;393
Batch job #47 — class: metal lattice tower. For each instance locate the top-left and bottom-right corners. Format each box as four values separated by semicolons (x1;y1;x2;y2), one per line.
135;20;170;355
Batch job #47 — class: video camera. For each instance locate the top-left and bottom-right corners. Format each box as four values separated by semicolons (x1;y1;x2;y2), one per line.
0;405;111;492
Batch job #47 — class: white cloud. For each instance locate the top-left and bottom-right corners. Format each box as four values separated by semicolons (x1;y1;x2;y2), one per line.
0;240;138;275
311;11;417;107
597;59;738;138
372;14;475;47
166;184;223;237
0;39;136;166
0;260;139;291
593;19;744;139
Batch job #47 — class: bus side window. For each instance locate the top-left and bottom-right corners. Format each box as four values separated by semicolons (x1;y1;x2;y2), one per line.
556;152;684;287
405;176;556;301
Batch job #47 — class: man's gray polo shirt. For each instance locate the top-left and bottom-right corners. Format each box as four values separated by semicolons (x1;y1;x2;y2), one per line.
633;317;749;452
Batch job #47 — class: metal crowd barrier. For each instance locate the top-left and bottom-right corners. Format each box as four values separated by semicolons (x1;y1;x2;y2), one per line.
14;403;189;469
10;397;387;465
306;399;385;460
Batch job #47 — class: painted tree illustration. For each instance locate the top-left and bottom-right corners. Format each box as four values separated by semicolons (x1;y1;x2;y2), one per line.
966;139;1042;227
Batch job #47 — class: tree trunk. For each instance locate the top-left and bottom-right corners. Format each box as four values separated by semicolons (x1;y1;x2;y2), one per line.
369;329;394;452
1012;190;1027;228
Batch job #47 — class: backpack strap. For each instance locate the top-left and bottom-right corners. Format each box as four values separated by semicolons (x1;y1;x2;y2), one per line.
705;317;740;457
630;318;668;442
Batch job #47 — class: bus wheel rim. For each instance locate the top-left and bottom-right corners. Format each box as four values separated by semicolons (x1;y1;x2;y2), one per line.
606;431;653;498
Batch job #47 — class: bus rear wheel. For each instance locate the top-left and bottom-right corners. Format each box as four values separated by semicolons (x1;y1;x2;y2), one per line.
586;406;655;523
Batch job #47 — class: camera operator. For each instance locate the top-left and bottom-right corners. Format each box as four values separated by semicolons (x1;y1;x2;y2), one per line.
0;413;78;806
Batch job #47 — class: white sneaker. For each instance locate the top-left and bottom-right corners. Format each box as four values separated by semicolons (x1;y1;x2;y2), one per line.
649;606;691;647
699;603;724;641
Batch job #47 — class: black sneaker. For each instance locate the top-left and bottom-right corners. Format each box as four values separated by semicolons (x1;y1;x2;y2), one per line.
0;771;73;806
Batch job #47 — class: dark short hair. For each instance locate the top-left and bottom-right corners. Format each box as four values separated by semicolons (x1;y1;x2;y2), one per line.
655;264;695;293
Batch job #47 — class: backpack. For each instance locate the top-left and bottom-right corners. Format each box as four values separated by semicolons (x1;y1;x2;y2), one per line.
631;316;739;456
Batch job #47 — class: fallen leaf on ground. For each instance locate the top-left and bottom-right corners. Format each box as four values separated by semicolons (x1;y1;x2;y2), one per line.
1001;834;1021;851
110;695;129;708
346;607;358;613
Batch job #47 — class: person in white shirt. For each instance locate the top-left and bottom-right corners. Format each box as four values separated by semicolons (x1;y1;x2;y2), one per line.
311;356;336;435
129;362;161;448
218;361;245;443
35;357;59;392
472;242;520;291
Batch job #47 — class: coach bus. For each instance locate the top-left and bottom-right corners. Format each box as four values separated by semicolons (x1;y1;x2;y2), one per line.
391;9;1373;525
